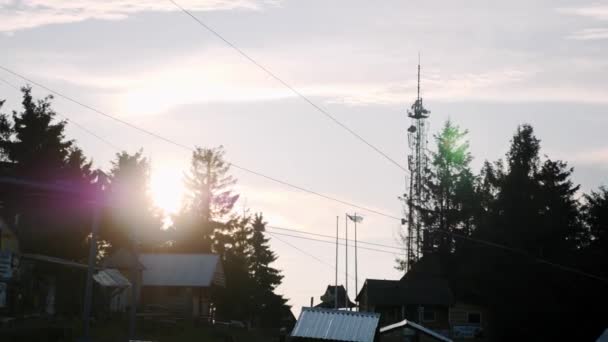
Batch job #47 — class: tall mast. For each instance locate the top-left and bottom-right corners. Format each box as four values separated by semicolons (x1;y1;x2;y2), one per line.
405;56;431;270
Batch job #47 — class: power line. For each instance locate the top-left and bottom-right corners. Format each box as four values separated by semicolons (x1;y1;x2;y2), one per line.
0;75;122;151
167;0;408;173
266;230;357;283
267;230;401;256
266;225;404;251
266;231;335;269
0;65;401;221
3;69;605;285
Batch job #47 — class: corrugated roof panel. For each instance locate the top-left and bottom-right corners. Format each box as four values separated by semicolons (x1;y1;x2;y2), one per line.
139;254;223;287
291;308;380;342
93;269;131;288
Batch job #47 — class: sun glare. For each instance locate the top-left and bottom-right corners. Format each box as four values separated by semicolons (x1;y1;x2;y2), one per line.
150;166;184;214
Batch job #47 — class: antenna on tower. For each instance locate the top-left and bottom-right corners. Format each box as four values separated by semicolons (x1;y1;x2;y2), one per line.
417;52;421;101
403;55;431;271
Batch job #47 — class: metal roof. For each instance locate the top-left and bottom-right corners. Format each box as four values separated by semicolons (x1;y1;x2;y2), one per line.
139;254;225;287
21;253;89;270
93;269;131;288
380;319;452;342
291;308;380;342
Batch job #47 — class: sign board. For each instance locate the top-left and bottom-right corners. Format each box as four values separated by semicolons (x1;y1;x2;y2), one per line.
0;282;6;308
453;325;482;338
0;251;12;279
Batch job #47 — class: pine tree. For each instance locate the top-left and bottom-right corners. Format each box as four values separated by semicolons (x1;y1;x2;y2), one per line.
582;187;608;264
172;146;239;252
5;87;73;178
213;215;254;322
463;124;586;341
0;87;97;259
249;214;288;327
100;150;161;253
250;214;283;292
424;120;475;255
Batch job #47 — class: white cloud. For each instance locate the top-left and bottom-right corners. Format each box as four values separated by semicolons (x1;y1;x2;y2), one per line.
567;27;608;40
557;4;608;20
331;69;532;106
0;0;279;32
573;147;608;166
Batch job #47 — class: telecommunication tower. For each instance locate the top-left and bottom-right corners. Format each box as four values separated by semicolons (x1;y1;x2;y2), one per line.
404;60;430;270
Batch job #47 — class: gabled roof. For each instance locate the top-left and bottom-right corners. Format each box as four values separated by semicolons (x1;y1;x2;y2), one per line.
291;308;380;342
380;319;452;342
356;279;400;304
139;253;225;287
357;255;454;306
94;268;131;288
317;285;356;309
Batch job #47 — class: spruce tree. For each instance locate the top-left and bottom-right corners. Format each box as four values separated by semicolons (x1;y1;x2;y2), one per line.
249;214;288;327
172;146;239;252
0;87;96;259
424;120;475;255
100;150;161;253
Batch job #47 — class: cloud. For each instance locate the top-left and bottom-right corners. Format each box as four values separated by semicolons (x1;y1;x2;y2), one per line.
0;0;280;32
557;4;608;20
567;28;608;40
573;147;608;167
331;69;532;106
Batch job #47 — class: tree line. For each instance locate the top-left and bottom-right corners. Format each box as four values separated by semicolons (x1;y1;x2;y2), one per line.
406;120;608;340
0;87;288;327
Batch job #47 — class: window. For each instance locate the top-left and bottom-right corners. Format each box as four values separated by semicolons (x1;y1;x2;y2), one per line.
468;312;481;324
423;309;436;322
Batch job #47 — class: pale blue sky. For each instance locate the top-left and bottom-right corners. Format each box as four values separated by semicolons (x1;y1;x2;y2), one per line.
1;0;608;313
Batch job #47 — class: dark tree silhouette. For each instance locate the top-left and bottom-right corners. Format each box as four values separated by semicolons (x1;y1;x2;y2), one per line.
172;146;239;252
249;214;288;328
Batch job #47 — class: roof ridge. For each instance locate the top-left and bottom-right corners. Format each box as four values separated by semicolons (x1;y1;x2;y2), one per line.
302;307;380;317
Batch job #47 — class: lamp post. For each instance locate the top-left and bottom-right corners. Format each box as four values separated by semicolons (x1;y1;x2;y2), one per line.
347;213;363;311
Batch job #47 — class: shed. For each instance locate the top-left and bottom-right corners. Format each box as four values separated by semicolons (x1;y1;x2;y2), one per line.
137;253;225;320
291;307;380;342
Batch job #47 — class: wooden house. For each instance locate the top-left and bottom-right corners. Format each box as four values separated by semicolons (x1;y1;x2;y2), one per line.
357;256;488;341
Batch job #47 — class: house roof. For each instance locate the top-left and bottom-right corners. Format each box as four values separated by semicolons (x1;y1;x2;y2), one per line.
317;285;356;309
93;268;131;288
139;253;225;287
291;308;380;342
380;319;452;342
21;253;89;270
357;255;454;306
355;279;401;304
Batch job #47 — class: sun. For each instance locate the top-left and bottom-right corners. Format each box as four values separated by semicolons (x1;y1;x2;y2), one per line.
150;166;184;215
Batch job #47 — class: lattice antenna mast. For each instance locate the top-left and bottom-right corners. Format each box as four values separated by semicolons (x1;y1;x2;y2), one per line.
404;57;431;270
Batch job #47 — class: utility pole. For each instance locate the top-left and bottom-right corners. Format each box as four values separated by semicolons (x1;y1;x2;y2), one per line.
82;206;101;341
345;214;348;310
128;222;140;341
335;216;338;310
354;212;358;311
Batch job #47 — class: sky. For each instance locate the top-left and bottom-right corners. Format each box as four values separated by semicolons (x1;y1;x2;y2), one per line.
1;0;608;315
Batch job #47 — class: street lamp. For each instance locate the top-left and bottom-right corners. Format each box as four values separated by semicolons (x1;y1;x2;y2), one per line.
346;213;363;311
